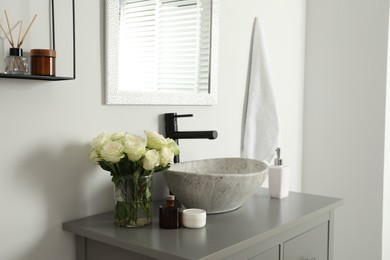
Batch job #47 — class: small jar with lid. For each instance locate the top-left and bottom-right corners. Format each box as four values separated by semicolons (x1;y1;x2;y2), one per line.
182;209;206;228
30;49;56;76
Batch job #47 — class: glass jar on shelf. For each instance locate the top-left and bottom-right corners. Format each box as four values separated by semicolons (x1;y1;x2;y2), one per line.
4;48;29;74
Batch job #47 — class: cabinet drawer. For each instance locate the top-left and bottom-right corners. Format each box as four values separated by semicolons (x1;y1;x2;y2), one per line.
283;222;328;260
250;246;279;260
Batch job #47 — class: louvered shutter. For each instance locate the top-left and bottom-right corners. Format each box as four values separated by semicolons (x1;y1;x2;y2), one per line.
118;0;211;93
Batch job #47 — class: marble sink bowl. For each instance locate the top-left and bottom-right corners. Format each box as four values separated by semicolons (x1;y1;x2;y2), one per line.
161;158;268;214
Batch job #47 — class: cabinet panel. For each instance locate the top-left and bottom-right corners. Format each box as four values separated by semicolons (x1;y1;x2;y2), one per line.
283;222;328;260
250;246;280;260
85;239;155;260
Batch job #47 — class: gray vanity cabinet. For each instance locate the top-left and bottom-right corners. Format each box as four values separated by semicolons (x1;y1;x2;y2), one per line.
63;189;342;260
250;246;280;260
283;222;329;260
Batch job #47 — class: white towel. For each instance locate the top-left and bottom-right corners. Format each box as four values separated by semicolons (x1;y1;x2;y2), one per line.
241;17;280;164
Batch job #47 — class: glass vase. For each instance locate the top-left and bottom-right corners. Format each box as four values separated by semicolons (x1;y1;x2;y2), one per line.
113;174;153;227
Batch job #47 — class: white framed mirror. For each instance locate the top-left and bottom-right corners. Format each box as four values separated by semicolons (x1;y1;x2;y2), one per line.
105;0;219;105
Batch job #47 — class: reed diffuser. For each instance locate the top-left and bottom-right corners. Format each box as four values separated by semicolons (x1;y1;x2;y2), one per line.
0;10;37;74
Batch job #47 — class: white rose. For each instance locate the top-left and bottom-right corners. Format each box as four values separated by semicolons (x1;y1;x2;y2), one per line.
100;140;125;163
166;138;180;155
144;130;168;150
91;133;109;153
89;150;101;163
123;133;146;161
142;150;160;171
159;147;174;167
110;132;126;142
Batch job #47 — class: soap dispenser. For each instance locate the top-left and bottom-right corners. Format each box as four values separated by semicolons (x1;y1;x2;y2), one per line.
159;195;180;229
268;148;290;198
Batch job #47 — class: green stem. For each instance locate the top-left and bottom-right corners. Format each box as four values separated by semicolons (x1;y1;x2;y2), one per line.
114;175;152;227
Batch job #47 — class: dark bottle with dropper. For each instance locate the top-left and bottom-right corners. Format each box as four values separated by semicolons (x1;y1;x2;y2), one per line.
159;195;179;229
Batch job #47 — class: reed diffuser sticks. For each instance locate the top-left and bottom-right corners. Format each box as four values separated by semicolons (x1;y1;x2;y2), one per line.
18;14;37;48
4;10;14;47
0;23;12;46
17;21;23;48
0;10;37;48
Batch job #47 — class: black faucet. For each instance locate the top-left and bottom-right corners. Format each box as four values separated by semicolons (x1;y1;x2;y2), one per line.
164;113;218;162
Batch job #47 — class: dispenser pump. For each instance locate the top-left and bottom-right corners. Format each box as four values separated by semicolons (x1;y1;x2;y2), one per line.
166;195;175;208
274;148;283;166
269;147;290;198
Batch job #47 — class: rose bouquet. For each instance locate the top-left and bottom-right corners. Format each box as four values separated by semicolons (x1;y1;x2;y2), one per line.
90;130;179;227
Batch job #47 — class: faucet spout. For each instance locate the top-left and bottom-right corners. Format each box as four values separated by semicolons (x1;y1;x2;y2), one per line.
164;113;218;163
169;131;218;140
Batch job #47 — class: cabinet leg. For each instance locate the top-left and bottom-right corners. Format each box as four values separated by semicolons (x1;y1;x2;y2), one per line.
76;235;86;260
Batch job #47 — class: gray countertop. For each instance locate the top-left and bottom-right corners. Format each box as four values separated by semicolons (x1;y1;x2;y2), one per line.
63;189;342;260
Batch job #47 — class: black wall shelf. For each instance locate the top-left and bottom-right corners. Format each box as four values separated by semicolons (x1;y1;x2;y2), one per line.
0;0;76;81
0;73;74;81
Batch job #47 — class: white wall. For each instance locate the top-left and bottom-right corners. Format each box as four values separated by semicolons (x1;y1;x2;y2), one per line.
303;0;389;259
0;0;306;259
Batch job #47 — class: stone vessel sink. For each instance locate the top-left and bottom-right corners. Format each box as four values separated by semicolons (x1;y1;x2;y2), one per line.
161;158;268;214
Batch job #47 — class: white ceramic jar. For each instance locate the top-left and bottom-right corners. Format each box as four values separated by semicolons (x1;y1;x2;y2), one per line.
182;209;206;228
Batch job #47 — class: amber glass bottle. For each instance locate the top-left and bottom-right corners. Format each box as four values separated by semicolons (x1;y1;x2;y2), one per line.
159;195;179;229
